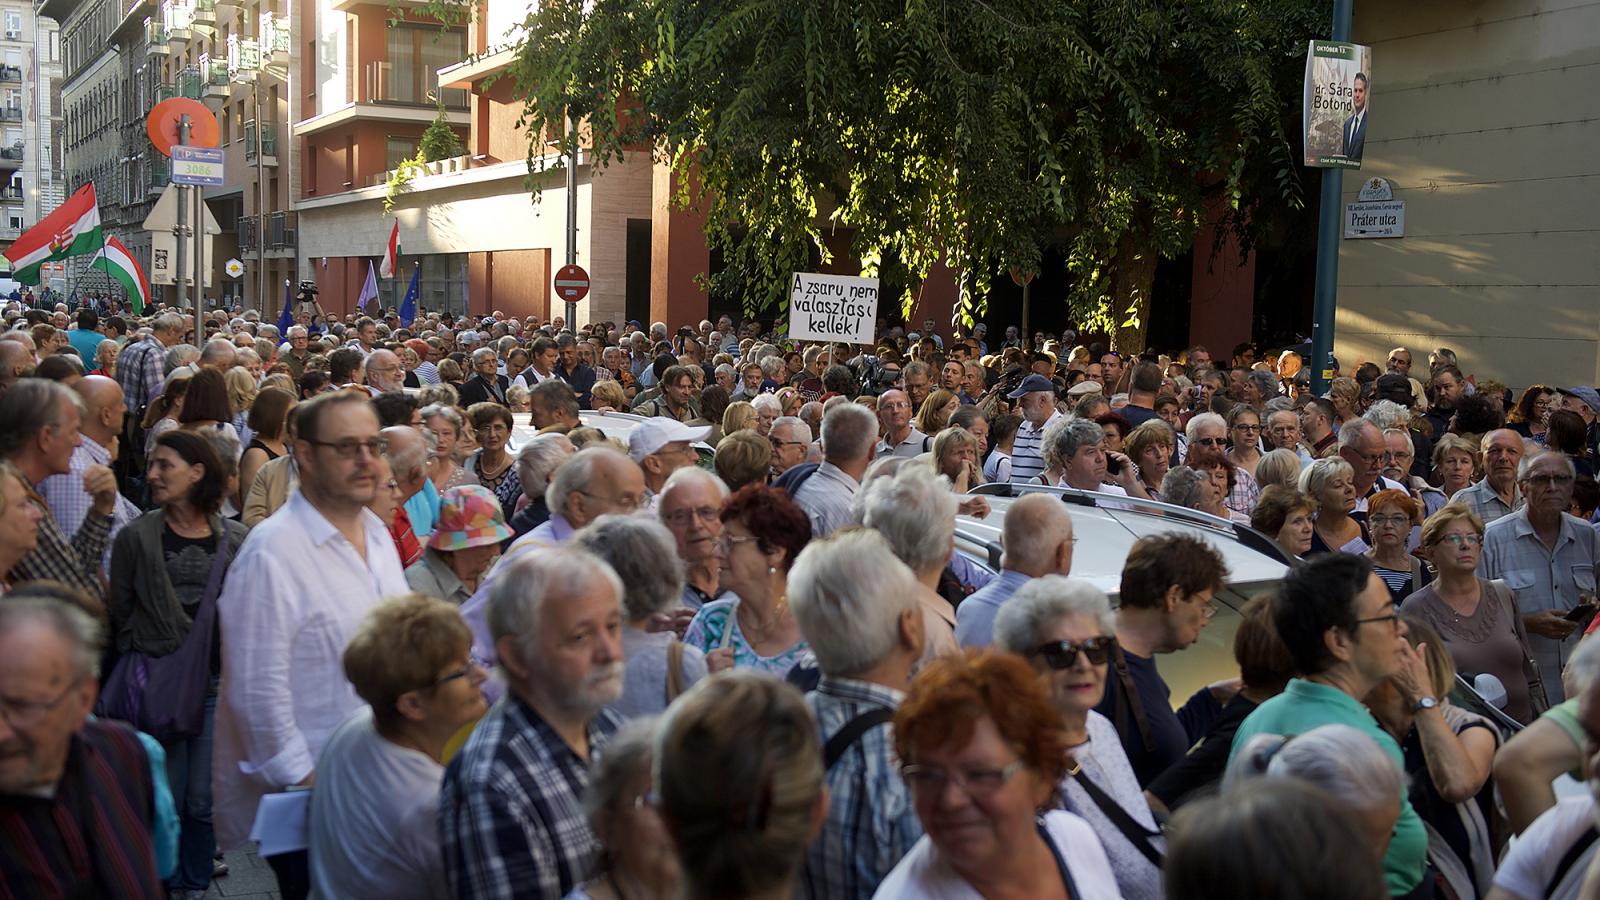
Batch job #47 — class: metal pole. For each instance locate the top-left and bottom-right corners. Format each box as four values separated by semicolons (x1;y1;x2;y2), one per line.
174;115;190;310
1021;280;1031;344
1309;0;1354;396
195;171;204;311
563;112;577;331
255;82;265;315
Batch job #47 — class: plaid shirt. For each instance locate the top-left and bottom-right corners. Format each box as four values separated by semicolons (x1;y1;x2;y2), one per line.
1451;478;1524;526
11;475;110;603
440;695;620;900
800;677;921;900
116;334;167;414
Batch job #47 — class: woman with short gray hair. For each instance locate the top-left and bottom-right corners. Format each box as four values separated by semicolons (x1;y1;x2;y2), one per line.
420;403;476;492
995;576;1163;900
508;434;575;541
1226;724;1405;863
860;464;960;657
573;515;706;718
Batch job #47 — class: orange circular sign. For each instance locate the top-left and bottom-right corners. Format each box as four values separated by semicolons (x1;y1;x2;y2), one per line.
146;99;220;157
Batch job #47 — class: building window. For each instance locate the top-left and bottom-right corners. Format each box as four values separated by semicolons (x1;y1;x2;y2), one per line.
384;136;413;170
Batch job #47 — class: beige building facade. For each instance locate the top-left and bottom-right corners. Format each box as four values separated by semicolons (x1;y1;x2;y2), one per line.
1336;0;1600;391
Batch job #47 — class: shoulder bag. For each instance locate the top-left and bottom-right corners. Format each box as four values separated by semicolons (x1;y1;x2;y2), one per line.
96;529;230;742
1488;578;1550;715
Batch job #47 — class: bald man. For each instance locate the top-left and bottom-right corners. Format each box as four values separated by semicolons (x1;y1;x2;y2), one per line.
366;349;406;394
956;494;1076;647
0;338;31;390
38;375;141;546
198;338;237;371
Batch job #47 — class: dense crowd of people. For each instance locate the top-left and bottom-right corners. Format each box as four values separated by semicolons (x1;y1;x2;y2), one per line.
1;296;1599;899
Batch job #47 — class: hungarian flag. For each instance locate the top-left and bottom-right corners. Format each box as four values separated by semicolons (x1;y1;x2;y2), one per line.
378;219;399;278
88;236;152;314
4;183;103;284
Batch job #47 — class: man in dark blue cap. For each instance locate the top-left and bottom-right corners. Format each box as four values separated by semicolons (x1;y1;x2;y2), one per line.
1007;373;1062;484
1557;386;1600;458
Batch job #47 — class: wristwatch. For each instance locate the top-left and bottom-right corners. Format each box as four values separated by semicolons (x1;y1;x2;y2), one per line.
1413;696;1438;713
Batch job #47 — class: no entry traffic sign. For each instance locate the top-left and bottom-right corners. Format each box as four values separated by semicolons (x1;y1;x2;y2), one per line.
554;264;591;302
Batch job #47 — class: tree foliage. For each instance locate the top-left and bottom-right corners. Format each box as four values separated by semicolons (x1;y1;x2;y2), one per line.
419;104;465;162
488;0;1328;350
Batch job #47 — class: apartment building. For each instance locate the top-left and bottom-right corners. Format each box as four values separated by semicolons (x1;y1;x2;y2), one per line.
0;1;63;272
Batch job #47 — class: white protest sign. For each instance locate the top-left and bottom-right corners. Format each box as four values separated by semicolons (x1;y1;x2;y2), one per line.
788;272;879;344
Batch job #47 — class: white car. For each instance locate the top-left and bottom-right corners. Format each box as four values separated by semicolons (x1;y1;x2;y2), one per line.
953;483;1292;704
510;409;716;466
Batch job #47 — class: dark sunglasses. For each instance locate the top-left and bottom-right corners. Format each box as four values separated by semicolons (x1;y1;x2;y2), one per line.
1033;637;1116;669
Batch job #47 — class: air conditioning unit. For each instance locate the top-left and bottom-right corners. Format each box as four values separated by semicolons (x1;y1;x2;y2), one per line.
3;31;17;40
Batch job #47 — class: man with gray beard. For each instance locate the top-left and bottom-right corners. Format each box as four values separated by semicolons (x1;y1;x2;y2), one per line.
440;548;627;900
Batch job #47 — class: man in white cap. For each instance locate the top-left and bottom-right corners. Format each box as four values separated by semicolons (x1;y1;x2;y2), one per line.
1007;373;1062;484
629;418;710;510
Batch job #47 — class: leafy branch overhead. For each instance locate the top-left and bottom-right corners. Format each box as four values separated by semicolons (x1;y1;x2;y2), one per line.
472;0;1327;349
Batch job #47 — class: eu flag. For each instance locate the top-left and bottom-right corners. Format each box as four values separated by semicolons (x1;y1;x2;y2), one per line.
400;265;419;328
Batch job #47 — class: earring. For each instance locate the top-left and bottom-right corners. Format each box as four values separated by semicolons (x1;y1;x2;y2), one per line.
769;566;777;576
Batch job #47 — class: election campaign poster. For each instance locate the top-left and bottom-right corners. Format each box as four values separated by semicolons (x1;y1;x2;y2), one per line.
1303;40;1373;169
788;272;879;345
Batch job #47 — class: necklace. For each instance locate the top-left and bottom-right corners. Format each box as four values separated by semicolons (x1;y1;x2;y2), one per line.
740;594;789;640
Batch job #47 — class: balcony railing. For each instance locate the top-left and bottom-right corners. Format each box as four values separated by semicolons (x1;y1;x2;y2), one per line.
176;65;201;99
361;61;468;109
267;210;296;250
0;185;21;201
0;145;21;165
0;226;19;240
0;65;20;82
192;0;215;23
244;119;276;160
204;58;228;87
145;19;168;49
238;213;257;252
153;82;176;103
0;107;20;123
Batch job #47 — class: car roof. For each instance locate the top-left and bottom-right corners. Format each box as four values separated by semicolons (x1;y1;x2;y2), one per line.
509;410;715;456
953;483;1292;597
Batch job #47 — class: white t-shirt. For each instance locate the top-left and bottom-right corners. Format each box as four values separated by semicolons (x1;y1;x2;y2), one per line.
308;708;450;900
871;809;1121;899
1492;795;1597;900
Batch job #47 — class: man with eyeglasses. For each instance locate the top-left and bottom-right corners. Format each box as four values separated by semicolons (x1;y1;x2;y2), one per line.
213;392;408;894
658;467;731;613
1452;428;1525;525
1230;553;1428;898
1337;418;1408;530
628;418;710;511
1095;534;1230;788
769;416;814;477
0;594;175;899
874;389;929;459
1480;452;1600;702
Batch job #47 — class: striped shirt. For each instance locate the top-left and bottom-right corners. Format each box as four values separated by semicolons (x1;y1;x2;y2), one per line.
801;677;920;900
440;696;620;900
1009;410;1063;484
0;719;165;899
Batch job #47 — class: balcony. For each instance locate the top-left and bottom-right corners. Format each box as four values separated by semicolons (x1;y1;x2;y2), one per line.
202;58;229;102
145;19;169;52
175;65;201;100
0;145;20;168
0;226;19;240
244;119;277;166
0;107;20;123
0;185;21;202
238;213;256;252
362;61;468;110
267;210;296;250
147;159;170;194
0;65;20;82
153;82;177;104
192;0;215;25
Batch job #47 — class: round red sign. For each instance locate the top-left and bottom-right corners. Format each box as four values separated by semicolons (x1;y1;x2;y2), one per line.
554;264;591;302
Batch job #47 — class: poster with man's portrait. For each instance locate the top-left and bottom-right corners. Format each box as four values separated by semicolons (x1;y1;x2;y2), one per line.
1303;40;1373;169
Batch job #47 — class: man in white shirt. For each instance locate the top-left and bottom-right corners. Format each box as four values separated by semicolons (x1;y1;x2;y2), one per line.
1008;374;1063;483
212;391;408;891
37;376;140;548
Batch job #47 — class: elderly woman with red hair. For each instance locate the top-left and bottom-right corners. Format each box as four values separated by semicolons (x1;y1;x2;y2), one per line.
1364;489;1428;602
682;484;813;677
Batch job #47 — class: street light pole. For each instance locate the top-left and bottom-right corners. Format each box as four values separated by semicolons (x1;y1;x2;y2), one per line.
1309;0;1354;395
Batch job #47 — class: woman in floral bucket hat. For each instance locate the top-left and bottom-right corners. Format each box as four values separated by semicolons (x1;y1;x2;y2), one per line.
404;485;512;606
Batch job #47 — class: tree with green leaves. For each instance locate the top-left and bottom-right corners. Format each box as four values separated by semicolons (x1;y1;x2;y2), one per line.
418;103;464;163
464;0;1327;351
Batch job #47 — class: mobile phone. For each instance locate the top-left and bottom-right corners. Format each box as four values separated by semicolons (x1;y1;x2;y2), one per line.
1106;457;1122;475
1563;603;1598;627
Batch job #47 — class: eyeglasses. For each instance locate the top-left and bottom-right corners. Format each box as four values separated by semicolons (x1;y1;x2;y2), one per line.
307;437;385;458
1191;437;1227;448
1033;637;1115;669
773;440;809;450
1525;473;1575;488
1368;514;1410;528
714;533;761;552
1232;423;1262;434
901;761;1026;797
576;490;645;512
0;677;83;729
1435;533;1482;548
664;506;720;527
1354;612;1401;630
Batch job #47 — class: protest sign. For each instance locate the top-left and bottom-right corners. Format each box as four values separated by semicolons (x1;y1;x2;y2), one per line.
788;272;879;344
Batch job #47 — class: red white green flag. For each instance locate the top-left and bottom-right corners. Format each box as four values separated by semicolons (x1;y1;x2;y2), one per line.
3;183;103;284
88;236;152;314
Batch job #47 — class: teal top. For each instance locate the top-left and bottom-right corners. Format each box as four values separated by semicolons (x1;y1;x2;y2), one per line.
1229;678;1426;896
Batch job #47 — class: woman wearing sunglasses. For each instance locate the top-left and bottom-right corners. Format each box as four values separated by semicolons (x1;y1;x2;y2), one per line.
994;577;1164;900
1399;503;1547;725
